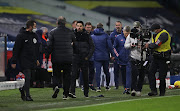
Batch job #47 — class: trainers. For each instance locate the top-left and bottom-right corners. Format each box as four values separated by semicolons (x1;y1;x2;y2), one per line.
68;93;76;98
89;84;96;91
114;86;119;90
19;87;26;101
96;87;101;92
131;90;136;96
63;95;68;100
52;86;59;98
81;86;84;92
126;89;131;94
84;94;89;98
105;86;111;91
148;91;158;96
123;89;130;94
26;96;33;101
136;91;141;96
123;90;126;94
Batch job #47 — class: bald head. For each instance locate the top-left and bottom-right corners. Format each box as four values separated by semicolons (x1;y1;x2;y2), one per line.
57;16;66;25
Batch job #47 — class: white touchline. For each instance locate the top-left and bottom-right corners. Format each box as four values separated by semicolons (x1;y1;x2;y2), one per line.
40;94;180;111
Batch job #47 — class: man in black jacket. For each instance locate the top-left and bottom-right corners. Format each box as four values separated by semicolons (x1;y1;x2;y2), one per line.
11;20;39;101
46;16;75;100
69;21;95;98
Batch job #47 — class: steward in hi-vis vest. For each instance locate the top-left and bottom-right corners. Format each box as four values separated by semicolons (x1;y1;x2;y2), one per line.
147;23;171;97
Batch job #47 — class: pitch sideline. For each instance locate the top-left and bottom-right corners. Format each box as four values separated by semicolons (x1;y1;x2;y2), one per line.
38;94;180;111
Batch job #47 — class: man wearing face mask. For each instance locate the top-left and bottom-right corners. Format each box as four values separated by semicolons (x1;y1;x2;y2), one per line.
11;20;40;101
146;23;171;96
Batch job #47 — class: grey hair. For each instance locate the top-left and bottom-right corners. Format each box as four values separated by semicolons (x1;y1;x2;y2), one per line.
123;26;131;32
40;27;48;32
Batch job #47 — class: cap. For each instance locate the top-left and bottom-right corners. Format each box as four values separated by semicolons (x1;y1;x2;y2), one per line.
150;23;160;31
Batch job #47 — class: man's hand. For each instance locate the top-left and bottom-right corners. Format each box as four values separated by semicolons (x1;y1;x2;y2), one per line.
37;60;40;66
144;43;149;49
111;57;115;61
11;64;16;69
85;57;88;60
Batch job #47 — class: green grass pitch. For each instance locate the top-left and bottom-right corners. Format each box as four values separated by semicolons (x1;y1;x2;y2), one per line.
0;85;179;111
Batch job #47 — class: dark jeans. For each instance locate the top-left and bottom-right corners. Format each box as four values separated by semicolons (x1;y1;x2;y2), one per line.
114;61;120;87
52;63;71;96
114;61;131;89
94;60;110;87
70;57;89;96
23;69;35;97
148;57;168;94
130;58;145;92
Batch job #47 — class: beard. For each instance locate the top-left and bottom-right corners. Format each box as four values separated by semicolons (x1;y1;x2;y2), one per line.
116;28;121;32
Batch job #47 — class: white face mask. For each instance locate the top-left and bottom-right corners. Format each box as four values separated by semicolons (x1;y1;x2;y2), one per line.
32;28;37;33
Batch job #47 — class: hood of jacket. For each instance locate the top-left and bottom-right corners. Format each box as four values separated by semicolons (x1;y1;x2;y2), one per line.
93;28;105;35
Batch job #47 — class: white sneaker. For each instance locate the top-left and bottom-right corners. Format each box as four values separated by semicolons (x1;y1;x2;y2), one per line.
136;91;141;96
131;90;136;96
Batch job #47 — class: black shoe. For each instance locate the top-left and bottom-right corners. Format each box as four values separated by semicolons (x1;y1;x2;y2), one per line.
123;90;126;94
26;96;33;101
63;95;68;100
84;94;89;98
96;87;101;92
52;86;59;98
148;91;158;96
19;87;26;101
131;90;136;96
114;86;119;90
68;93;76;98
89;84;96;91
126;89;130;94
105;86;111;91
159;93;165;96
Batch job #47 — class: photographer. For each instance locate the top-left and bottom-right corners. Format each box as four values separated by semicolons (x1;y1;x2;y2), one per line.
146;23;171;96
124;21;146;96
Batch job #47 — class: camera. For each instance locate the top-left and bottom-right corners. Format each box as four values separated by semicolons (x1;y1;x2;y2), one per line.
130;25;151;42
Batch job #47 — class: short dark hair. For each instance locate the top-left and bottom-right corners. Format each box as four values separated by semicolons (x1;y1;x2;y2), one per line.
76;21;84;26
72;20;77;24
85;22;92;27
57;16;66;25
26;20;36;28
116;21;122;24
97;23;103;28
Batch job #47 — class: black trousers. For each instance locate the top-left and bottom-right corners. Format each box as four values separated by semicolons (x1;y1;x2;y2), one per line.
130;58;145;92
52;63;71;96
148;57;167;94
23;69;35;97
71;56;89;96
88;61;95;85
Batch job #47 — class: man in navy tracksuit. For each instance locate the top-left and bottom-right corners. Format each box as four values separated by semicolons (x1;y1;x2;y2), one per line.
114;26;131;94
110;21;123;89
91;23;115;92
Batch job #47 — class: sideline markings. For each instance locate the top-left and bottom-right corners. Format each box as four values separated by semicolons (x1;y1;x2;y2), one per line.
38;94;180;111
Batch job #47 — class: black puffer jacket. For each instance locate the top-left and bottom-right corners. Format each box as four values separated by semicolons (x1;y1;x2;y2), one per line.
12;27;39;70
46;25;75;64
73;29;94;59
